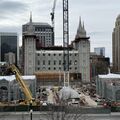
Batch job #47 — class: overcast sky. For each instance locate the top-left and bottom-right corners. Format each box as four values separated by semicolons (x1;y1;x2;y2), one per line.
0;0;120;61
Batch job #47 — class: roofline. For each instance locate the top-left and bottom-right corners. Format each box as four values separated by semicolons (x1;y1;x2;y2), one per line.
74;37;90;42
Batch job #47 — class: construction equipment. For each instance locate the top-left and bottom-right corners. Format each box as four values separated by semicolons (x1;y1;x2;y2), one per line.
8;64;35;105
50;0;57;42
50;0;57;27
63;0;69;87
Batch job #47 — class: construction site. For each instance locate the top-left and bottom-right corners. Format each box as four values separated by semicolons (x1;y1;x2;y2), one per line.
0;0;115;108
0;0;120;120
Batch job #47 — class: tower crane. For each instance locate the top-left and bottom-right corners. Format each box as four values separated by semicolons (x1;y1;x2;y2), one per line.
63;0;69;87
50;0;57;42
50;0;69;87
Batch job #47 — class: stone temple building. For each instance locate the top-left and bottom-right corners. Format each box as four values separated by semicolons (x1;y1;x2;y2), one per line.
23;16;90;83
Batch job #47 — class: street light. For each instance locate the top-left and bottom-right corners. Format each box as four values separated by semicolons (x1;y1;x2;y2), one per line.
30;109;33;120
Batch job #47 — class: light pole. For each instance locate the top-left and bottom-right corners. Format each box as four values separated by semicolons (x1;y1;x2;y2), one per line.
30;109;33;120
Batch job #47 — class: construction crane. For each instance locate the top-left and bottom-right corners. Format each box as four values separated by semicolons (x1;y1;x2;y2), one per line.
8;64;35;105
50;0;57;43
63;0;69;87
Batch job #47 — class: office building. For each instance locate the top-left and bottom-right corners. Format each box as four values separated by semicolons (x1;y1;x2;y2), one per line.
23;16;90;83
112;15;120;72
0;32;19;65
94;47;105;56
90;52;110;81
22;16;54;48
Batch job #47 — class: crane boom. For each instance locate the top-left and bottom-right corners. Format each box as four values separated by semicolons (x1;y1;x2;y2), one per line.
51;0;57;27
9;64;33;103
50;0;57;45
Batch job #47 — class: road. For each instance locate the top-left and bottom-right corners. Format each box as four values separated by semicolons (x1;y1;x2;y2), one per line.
0;112;120;120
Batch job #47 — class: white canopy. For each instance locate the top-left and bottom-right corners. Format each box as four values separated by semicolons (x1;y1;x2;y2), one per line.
59;87;80;100
98;73;120;79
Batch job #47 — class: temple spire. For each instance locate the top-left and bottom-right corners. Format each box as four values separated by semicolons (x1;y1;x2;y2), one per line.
27;12;34;35
83;21;85;30
75;17;86;39
79;16;82;29
30;12;32;23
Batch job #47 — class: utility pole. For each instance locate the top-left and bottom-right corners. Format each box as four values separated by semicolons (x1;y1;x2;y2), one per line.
63;0;69;87
30;109;33;120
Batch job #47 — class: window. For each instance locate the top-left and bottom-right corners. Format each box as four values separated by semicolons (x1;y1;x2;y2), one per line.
43;60;45;65
48;54;50;56
48;60;51;65
37;53;40;56
48;67;51;70
75;53;77;56
75;67;77;70
54;67;56;70
63;60;66;65
59;60;61;65
54;54;56;56
38;60;40;65
74;60;77;65
54;60;56;65
43;53;45;56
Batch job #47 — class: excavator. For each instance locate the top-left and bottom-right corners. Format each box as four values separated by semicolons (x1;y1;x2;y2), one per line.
8;64;37;106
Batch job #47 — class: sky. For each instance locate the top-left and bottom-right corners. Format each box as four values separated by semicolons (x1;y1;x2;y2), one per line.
0;0;120;61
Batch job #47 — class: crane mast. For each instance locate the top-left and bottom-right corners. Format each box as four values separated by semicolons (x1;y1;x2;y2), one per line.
63;0;69;87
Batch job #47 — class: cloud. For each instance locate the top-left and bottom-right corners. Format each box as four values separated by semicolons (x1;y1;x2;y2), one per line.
0;0;120;60
0;0;30;28
0;1;28;19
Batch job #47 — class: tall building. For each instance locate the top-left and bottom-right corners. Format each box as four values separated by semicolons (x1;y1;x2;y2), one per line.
23;15;36;75
23;16;90;83
90;52;110;81
0;32;19;65
112;15;120;73
22;15;54;48
94;47;105;56
72;19;90;83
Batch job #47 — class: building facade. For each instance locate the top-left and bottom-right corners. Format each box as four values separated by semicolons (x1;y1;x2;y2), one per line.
94;47;105;56
96;73;120;102
0;75;36;102
23;17;90;83
72;19;90;83
112;15;120;73
0;32;19;65
23;16;36;75
90;52;110;81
